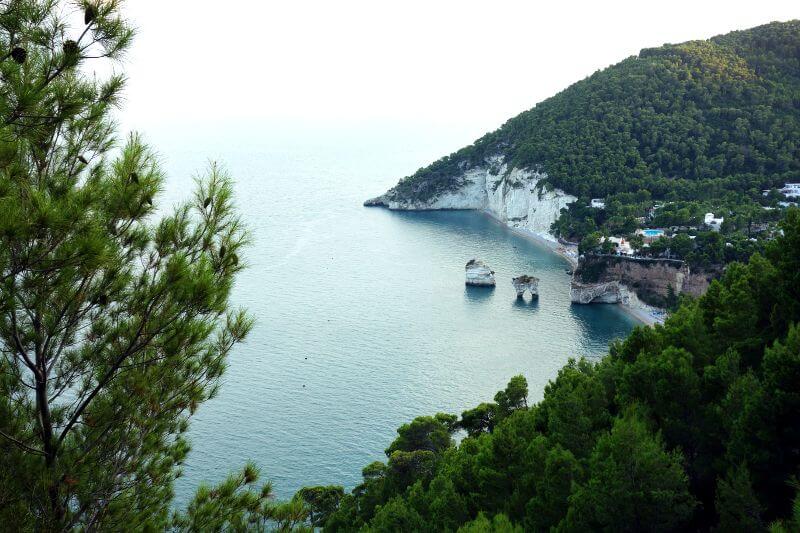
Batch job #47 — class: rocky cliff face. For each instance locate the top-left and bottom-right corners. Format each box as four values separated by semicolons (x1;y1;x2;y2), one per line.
570;280;625;304
365;156;576;241
571;255;718;305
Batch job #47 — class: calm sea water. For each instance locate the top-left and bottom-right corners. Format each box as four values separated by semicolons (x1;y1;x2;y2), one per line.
143;121;637;506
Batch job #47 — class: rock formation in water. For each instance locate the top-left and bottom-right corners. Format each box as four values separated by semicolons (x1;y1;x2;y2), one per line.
512;275;539;298
570;280;625;304
365;156;576;244
465;259;496;287
570;255;719;306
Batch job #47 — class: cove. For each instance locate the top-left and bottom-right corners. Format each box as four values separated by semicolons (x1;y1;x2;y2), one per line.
148;123;638;506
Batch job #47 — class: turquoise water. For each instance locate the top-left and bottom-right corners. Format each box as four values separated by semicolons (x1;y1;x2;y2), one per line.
145;122;637;506
643;229;665;236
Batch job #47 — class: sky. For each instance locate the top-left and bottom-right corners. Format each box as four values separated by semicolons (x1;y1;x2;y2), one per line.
116;0;799;136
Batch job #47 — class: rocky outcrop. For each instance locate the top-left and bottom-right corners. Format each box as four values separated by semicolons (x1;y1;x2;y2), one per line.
570;255;719;305
570;280;625;304
365;156;576;242
365;156;721;312
465;259;496;287
512;275;539;298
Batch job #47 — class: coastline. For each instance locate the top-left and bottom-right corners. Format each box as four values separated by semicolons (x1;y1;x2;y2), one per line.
619;299;665;327
481;210;665;327
481;210;579;267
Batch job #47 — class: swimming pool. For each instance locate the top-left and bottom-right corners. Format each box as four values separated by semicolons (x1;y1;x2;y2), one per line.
642;229;665;237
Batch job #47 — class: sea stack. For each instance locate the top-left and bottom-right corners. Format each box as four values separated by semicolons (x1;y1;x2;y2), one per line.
465;259;496;287
512;275;539;298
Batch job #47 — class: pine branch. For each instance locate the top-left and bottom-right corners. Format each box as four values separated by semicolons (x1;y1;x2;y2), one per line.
0;429;45;456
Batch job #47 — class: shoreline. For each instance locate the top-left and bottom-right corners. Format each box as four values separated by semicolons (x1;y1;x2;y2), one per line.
618;299;665;327
481;210;579;267
481;210;665;327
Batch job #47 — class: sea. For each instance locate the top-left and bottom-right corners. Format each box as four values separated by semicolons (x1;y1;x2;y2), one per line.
136;120;637;507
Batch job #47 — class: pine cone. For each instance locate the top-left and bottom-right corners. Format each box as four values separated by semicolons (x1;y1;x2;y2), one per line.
84;4;97;25
63;40;79;55
62;40;79;66
11;47;27;64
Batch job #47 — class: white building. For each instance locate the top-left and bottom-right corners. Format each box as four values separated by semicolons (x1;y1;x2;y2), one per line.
601;236;634;256
780;183;800;198
704;212;724;232
590;198;606;209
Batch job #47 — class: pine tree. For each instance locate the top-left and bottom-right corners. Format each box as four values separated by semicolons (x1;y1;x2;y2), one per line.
715;464;764;532
1;1;253;529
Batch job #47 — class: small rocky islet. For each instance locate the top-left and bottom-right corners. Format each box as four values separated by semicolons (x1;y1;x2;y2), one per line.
465;259;538;298
464;259;496;287
512;275;539;298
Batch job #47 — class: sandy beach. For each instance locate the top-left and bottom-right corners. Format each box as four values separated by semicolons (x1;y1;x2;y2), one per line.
621;301;666;326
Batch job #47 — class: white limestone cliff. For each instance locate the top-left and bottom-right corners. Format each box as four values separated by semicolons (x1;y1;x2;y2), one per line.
365;156;576;242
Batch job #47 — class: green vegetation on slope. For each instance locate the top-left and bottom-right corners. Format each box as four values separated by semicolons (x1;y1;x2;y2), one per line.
390;21;800;245
299;209;800;531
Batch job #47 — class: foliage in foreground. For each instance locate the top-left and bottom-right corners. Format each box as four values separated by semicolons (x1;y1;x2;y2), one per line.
302;209;800;531
0;1;298;530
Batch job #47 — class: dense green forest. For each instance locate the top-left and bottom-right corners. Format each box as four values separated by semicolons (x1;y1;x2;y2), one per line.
388;21;800;243
299;209;800;531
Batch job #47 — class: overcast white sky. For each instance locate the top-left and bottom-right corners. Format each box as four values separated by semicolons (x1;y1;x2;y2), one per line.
117;0;798;134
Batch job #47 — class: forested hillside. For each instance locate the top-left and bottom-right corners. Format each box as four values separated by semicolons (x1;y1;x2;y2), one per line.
299;209;800;531
383;21;800;250
393;21;800;203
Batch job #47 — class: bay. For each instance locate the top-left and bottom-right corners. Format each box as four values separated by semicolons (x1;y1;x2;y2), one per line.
141;121;637;506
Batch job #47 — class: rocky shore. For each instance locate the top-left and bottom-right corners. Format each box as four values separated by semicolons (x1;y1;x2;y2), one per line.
365;157;681;326
570;255;716;303
568;254;722;326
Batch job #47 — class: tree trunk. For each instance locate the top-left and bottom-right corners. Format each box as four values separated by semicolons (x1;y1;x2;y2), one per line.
35;325;64;527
